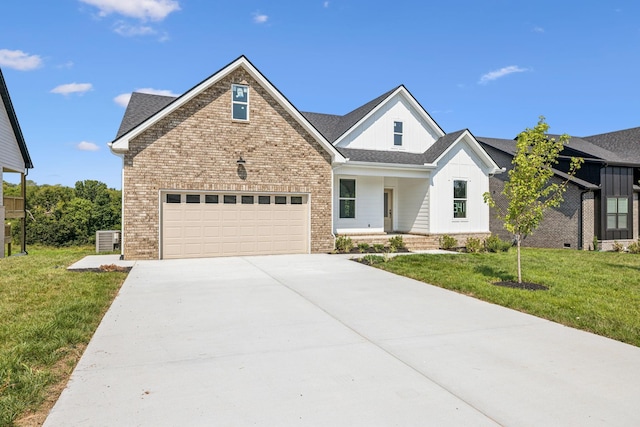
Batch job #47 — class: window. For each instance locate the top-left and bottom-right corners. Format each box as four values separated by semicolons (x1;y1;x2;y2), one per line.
394;121;403;146
241;195;254;204
291;196;303;205
166;194;181;204
607;197;628;229
339;179;356;218
186;194;200;204
232;84;248;120
258;196;271;204
205;195;219;204
223;195;237;204
453;180;467;219
275;196;287;205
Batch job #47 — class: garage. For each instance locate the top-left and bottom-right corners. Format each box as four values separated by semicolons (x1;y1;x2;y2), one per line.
161;192;309;259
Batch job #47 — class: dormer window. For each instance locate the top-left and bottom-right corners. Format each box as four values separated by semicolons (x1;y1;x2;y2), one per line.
232;84;249;120
394;121;403;146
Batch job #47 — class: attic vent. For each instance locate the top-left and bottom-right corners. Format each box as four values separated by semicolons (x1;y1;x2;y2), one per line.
96;230;121;253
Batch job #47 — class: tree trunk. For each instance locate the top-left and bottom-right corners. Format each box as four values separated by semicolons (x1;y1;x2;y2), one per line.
516;234;522;283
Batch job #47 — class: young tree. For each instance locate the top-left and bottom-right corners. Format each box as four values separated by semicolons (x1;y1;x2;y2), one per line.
484;117;583;283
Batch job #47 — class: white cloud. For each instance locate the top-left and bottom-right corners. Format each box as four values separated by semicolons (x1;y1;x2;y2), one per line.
0;49;42;71
479;66;528;84
253;11;268;23
77;141;100;151
50;82;94;95
56;61;75;69
114;22;156;36
323;1;330;7
533;26;545;33
114;87;179;107
79;0;180;21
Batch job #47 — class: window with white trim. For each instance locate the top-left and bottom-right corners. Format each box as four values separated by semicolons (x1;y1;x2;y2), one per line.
394;121;403;146
339;179;356;219
607;197;628;229
232;84;249;120
453;180;467;219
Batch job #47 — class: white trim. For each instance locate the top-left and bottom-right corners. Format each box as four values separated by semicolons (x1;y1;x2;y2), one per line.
334;162;432;179
109;56;346;164
332;86;446;146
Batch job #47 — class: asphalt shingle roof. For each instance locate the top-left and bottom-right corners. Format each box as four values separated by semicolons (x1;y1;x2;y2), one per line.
302;86;400;143
115;92;177;139
584;127;640;163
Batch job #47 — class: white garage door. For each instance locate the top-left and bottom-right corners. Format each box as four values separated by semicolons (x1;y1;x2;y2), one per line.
161;192;309;259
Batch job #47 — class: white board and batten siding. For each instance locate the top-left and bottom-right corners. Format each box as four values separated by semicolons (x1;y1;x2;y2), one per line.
430;143;492;234
334;175;384;234
335;93;440;154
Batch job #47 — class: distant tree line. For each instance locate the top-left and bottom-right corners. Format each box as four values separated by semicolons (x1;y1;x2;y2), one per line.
3;180;121;246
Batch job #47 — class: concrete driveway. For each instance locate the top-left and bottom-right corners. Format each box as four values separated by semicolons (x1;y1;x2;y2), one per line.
46;254;640;426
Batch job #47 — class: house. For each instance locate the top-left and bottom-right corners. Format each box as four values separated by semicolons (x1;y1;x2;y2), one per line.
0;68;33;257
109;56;502;260
479;131;640;251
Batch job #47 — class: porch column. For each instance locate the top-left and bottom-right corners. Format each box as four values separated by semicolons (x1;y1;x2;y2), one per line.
581;191;596;250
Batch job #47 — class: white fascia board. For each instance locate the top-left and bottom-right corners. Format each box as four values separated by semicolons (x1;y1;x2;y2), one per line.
109;57;345;163
334;161;432;178
332;86;446;147
434;130;503;174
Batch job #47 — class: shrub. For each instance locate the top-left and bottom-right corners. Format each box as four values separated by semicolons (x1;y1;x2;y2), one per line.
388;236;405;251
612;241;625;252
465;237;483;253
627;240;640;254
439;234;457;250
484;234;511;253
357;242;370;253
592;235;599;251
361;254;384;265
373;243;385;253
335;235;353;252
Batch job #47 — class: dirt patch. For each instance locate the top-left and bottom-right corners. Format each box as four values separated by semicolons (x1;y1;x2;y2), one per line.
15;344;86;427
494;281;548;291
70;264;132;273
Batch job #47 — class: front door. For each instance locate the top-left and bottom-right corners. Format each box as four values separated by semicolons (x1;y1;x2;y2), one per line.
384;189;393;232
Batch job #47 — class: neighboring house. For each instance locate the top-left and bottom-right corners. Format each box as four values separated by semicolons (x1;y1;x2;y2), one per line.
479;132;640;251
0;68;33;257
110;56;502;260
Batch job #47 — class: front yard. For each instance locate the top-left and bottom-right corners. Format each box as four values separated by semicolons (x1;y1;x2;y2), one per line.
0;247;127;426
375;248;640;347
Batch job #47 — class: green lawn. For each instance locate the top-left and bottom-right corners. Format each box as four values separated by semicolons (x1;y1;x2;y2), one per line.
0;246;127;426
375;248;640;347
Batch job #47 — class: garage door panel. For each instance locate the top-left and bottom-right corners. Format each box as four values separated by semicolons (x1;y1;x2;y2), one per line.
162;193;309;259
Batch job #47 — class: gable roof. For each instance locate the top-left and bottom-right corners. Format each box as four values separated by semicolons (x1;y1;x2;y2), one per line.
109;56;345;163
302;87;399;143
0;68;33;169
303;85;445;145
337;129;502;173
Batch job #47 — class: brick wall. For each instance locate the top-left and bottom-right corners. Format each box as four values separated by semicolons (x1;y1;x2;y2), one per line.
486;148;589;249
122;68;334;259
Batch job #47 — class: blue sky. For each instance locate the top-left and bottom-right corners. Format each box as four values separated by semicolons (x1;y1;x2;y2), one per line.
1;0;639;189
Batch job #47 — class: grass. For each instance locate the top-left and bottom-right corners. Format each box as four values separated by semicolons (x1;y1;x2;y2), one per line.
375;248;640;347
0;246;127;427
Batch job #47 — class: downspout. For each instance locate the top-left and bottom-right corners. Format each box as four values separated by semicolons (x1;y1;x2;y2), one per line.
21;168;28;254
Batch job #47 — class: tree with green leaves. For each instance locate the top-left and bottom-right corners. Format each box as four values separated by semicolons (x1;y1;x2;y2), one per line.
484;117;583;283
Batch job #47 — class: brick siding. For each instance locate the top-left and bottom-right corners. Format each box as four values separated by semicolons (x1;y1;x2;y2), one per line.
487;148;594;249
122;68;333;259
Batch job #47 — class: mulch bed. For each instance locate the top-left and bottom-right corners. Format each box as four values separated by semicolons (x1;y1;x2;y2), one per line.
494;281;548;291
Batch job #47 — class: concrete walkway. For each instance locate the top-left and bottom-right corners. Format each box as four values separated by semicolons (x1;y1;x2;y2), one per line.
46;254;640;426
